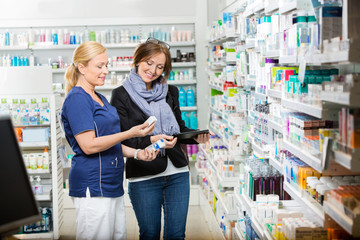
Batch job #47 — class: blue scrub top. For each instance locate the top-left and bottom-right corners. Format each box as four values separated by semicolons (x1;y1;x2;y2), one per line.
61;86;124;198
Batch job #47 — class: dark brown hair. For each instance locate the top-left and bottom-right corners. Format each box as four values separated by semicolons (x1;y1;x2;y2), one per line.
132;42;172;83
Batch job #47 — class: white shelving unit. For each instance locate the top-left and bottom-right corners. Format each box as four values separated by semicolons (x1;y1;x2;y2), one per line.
283;139;322;173
0;67;63;239
269;155;283;174
321;91;360;108
323;201;360;237
283;182;324;224
267;89;281;99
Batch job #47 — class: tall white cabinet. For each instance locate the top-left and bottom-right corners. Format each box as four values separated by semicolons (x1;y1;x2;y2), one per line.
0;67;63;239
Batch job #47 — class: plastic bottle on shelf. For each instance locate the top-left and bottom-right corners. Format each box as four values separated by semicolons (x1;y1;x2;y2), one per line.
43;148;49;170
29;176;35;193
190;111;198;130
34;176;43;195
42;208;50;232
181;112;190;128
186;88;195;107
37;153;43;170
178;87;187;107
189;68;193;81
170;26;177;42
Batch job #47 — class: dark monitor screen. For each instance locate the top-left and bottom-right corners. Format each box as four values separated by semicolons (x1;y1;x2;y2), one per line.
0;115;41;236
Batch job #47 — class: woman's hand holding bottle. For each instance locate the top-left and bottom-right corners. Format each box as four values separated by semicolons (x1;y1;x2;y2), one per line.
137;148;158;161
129;122;155;137
150;135;177;149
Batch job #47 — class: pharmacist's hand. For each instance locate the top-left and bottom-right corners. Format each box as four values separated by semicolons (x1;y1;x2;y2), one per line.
150;135;177;149
194;131;214;144
130;122;155;137
137;148;159;161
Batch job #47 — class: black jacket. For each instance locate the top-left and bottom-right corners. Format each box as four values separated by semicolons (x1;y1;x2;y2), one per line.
110;84;197;178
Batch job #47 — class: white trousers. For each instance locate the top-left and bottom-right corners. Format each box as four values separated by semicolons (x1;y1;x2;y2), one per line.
72;189;126;240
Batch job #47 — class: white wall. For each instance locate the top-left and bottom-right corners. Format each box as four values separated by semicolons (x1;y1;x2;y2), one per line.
0;0;197;27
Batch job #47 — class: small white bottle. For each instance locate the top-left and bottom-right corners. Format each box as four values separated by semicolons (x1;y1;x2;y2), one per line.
146;139;165;151
170;26;177;42
188;68;194;81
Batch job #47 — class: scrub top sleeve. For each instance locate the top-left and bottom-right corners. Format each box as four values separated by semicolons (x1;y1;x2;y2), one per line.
64;94;95;136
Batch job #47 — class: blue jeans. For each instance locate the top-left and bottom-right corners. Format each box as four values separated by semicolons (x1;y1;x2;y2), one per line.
128;172;190;240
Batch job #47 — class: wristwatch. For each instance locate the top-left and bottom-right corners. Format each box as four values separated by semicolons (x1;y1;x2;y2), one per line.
134;149;141;160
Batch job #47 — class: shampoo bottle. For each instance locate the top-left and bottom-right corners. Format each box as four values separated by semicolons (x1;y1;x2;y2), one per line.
178;87;187;107
186;88;195;107
190;111;198;130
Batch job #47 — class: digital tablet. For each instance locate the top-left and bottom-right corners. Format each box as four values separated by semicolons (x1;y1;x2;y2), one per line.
173;129;209;140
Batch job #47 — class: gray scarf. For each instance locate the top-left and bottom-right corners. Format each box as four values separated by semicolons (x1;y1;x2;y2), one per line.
123;68;180;145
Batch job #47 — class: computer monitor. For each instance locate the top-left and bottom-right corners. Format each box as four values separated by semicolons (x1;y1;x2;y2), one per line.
0;115;41;237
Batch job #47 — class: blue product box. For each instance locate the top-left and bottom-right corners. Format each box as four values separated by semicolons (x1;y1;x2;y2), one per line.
22;127;49;142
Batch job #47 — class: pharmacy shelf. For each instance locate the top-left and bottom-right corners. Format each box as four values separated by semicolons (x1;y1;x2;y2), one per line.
234;226;245;240
35;191;52;201
254;92;267;101
168;41;196;47
108;66;131;72
30;44;78;50
180;106;197;111
264;50;280;59
14;232;53;239
52;68;66;73
211;62;227;69
321;91;360;107
199;191;226;240
210;106;223;118
204;171;229;214
209;82;223;92
281;98;322;119
267;119;282;133
235;192;254;215
27;169;51;175
283;182;324;224
265;1;279;14
246;74;256;87
306;49;360;65
269;156;283;174
323;201;360;237
0;45;29;50
333;150;360;172
279;55;297;65
172;62;196;67
102;43;138;48
249;135;269;159
251;217;265;239
283;139;322;173
267;89;281;99
14;124;50;128
195;161;206;174
168;79;197;85
209;34;239;44
19;141;49;148
279;1;297;14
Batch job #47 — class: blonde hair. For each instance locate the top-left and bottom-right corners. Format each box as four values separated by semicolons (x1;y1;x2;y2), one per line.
65;41;107;93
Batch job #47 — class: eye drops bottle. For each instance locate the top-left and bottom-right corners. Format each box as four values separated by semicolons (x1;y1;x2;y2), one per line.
146;139;165;151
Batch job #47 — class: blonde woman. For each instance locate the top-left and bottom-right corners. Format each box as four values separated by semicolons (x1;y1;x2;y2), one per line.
61;41;158;240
